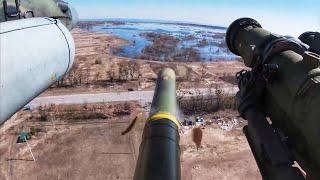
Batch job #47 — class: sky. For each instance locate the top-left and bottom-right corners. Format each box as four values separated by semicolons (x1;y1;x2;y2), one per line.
68;0;320;37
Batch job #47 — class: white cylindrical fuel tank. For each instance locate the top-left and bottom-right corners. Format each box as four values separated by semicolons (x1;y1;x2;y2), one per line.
0;17;75;124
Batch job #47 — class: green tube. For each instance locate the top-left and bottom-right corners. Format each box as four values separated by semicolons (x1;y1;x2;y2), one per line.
149;68;179;118
226;18;320;177
134;68;181;180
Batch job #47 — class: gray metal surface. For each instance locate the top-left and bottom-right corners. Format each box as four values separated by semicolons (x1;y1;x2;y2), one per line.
0;17;75;124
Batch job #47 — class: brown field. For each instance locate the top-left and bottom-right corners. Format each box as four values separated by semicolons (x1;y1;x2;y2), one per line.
43;28;245;96
0;28;261;180
0;103;260;180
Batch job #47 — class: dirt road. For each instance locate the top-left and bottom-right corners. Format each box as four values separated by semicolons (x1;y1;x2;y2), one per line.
27;87;238;109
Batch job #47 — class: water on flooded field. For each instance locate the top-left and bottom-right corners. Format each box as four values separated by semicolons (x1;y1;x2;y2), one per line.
88;20;238;61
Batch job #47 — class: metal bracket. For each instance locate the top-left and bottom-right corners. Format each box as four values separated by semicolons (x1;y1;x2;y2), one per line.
3;0;21;21
23;10;35;18
3;0;35;21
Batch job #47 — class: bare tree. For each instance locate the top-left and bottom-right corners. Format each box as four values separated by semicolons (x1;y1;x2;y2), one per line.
94;72;101;83
186;67;193;81
95;54;103;65
38;106;48;121
56;75;67;87
185;47;200;61
84;67;90;85
118;62;129;81
215;84;224;111
107;63;117;82
67;68;77;87
128;61;141;80
199;63;208;81
138;70;143;87
118;61;141;81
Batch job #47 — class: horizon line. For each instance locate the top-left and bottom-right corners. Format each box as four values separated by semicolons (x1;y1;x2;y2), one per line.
78;17;228;29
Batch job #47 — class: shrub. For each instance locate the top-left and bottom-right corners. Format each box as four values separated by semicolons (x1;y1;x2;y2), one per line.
38;106;48;122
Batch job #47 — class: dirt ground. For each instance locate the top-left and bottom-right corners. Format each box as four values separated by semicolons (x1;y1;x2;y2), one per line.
180;126;260;180
0;104;260;180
